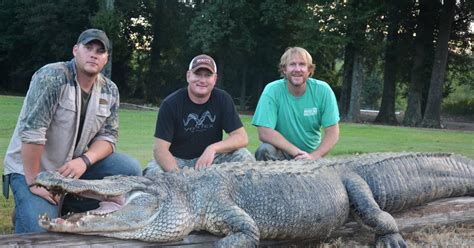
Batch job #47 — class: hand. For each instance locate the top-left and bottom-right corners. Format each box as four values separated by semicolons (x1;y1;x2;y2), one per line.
30;185;61;205
57;157;87;179
293;151;314;160
195;146;216;170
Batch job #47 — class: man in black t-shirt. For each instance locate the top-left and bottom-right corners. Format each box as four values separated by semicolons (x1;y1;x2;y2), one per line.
144;54;254;173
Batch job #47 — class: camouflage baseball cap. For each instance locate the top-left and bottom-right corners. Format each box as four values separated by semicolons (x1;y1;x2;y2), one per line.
77;29;110;51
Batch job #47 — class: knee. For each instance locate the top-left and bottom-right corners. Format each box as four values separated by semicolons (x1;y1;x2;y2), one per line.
254;143;276;161
103;153;142;176
235;148;256;162
143;159;164;176
15;213;48;233
121;155;142;176
13;200;57;233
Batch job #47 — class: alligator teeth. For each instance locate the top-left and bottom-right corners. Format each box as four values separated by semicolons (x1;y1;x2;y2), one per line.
39;213;51;221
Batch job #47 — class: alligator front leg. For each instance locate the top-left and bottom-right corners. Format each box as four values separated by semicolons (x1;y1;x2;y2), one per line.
204;204;260;247
343;173;407;248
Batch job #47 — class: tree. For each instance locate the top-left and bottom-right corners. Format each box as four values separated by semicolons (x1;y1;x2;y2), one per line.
347;54;364;122
0;0;98;93
340;42;355;118
421;0;456;128
0;0;18;92
91;0;118;79
403;0;438;126
188;0;258;104
339;0;379;122
114;0;155;100
374;1;411;125
145;0;192;103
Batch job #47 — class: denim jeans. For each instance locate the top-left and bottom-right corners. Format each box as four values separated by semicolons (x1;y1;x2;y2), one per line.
10;152;141;233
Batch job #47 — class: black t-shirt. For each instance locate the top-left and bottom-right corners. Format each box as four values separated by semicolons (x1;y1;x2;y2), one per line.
154;87;243;159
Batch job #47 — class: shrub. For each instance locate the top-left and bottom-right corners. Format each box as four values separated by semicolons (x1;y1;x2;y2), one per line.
442;98;474;117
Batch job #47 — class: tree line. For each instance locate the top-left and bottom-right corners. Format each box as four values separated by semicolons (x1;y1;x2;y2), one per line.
0;0;472;128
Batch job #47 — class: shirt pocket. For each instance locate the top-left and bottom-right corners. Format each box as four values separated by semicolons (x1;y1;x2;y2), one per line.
54;99;77;127
93;104;111;130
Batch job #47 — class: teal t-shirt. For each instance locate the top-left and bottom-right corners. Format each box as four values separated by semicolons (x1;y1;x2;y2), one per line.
252;78;340;153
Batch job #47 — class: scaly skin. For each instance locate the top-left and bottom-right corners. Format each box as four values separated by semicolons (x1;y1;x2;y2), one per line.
35;152;473;247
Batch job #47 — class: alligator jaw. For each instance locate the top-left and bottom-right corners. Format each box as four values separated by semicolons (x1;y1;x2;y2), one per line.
39;211;99;231
39;198;125;230
35;171;161;234
38;190;160;234
34;172;133;196
38;189;128;231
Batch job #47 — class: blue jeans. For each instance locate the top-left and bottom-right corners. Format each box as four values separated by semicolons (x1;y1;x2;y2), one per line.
10;152;141;233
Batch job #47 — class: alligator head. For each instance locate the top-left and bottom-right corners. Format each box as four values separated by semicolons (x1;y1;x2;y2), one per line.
33;171;192;241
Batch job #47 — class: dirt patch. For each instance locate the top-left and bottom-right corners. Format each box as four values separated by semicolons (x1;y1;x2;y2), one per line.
320;223;474;247
439;114;474;131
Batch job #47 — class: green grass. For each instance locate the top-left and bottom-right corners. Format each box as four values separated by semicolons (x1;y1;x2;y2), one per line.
116;109;157;165
1;95;473;234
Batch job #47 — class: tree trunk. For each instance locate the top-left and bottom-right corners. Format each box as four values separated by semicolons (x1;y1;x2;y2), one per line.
339;43;355;120
146;0;182;102
145;0;165;103
101;0;114;79
239;63;248;111
347;53;363;122
340;0;367;122
374;1;401;125
217;52;226;89
421;0;456;128
403;0;438;126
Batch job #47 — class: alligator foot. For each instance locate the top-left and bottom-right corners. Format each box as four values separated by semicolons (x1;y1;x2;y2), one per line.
375;233;407;248
214;233;258;248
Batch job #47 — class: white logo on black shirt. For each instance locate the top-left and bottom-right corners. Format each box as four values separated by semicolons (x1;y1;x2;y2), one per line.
183;111;216;132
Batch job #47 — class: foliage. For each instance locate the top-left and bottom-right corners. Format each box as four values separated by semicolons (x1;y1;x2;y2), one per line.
187;0;290;107
115;0;155;101
142;0;196;103
290;2;346;86
442;98;474;117
0;0;98;93
360;62;383;110
0;0;473;124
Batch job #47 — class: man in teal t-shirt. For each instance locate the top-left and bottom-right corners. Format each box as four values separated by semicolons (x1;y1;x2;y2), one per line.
252;47;340;161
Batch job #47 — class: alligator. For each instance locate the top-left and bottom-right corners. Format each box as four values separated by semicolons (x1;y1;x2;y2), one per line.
34;152;473;247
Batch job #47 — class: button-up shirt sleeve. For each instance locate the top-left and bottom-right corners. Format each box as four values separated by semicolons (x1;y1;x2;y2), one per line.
19;66;65;145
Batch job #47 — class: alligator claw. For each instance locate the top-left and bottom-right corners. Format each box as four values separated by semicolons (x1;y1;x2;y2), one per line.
375;233;408;248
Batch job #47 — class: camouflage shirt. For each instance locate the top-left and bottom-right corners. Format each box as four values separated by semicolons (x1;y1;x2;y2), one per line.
4;59;120;175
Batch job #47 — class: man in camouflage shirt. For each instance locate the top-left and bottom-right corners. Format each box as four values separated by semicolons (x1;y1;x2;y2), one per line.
3;29;141;233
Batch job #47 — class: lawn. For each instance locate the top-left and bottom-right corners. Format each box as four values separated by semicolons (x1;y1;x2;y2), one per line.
0;95;473;234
